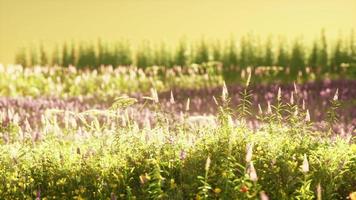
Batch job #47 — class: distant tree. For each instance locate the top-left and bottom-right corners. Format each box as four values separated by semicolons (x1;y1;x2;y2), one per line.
30;47;39;66
276;41;289;68
152;42;171;67
264;37;274;66
222;38;238;70
212;40;222;62
136;41;153;68
39;44;48;66
349;29;356;64
115;41;132;66
62;43;71;67
193;39;209;64
290;40;305;78
77;43;96;69
174;39;188;67
15;48;28;67
318;29;328;71
52;45;61;66
308;41;318;71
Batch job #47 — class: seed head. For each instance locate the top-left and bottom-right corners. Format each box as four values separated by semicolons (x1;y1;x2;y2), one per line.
205;156;211;172
290;91;294;105
170;90;175;104
277;87;282;101
185;98;190;111
222;82;228;101
293;82;298;94
305;109;311;122
246;69;252;87
333;88;339;101
302;154;309;173
212;96;219;106
258;104;263;115
267;101;272;114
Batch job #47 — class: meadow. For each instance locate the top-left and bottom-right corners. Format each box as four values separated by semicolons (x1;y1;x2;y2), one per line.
0;59;355;199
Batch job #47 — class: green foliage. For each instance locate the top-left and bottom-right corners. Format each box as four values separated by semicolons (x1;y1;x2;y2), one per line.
0;83;354;199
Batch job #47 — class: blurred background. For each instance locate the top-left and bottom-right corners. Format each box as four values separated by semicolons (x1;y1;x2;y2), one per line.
0;0;355;64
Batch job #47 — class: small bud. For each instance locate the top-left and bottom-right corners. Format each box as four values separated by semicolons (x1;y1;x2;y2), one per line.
333;88;339;101
302;154;309;173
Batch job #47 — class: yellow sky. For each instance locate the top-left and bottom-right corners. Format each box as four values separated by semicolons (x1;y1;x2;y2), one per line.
0;0;355;64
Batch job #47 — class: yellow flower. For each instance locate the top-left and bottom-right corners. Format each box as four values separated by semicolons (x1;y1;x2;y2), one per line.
350;192;356;200
214;187;222;194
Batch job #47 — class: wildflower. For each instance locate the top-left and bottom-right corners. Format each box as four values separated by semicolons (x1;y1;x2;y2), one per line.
185;98;190;111
267;101;272;114
179;150;186;160
260;191;269;200
333;88;339;101
294;82;298;94
212;96;219;106
205;156;211;172
214;187;222;194
290;91;294;105
277;87;282;101
222;82;228;101
246;69;251;87
301;154;309;173
294;106;299;117
305;109;311;122
245;143;254;163
240;185;249;193
258;104;263;115
170;90;175;104
302;99;306;110
248;162;258;182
